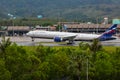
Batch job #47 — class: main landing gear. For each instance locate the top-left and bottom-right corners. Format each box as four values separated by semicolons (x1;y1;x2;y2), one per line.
67;39;74;45
31;37;34;41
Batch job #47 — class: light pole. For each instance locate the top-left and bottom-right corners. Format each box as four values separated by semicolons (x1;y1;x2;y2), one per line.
86;58;88;80
12;17;16;36
96;17;99;34
8;13;16;36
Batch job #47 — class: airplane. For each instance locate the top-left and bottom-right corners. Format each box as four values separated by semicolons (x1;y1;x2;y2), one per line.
26;24;118;44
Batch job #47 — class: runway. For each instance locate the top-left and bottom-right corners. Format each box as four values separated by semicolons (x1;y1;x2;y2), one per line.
0;36;120;46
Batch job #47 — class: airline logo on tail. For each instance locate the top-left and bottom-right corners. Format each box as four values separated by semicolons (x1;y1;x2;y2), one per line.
99;24;117;40
107;24;117;31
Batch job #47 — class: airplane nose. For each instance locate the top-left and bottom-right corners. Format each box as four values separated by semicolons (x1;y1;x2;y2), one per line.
26;32;30;36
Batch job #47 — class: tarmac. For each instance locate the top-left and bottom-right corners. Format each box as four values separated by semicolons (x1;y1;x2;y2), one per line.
0;36;120;46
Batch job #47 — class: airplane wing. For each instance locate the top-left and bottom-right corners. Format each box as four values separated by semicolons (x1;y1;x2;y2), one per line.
54;34;77;42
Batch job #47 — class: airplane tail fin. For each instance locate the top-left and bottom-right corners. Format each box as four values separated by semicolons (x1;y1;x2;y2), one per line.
99;24;117;40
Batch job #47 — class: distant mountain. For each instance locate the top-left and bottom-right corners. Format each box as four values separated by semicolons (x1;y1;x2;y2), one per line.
0;0;120;21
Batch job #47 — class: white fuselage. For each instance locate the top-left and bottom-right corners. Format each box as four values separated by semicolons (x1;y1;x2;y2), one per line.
26;30;101;41
74;33;100;40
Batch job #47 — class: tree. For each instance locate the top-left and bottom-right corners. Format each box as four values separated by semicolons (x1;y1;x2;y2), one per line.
110;48;120;80
67;47;89;80
5;44;32;80
92;51;113;80
47;52;70;80
0;36;11;59
88;39;102;53
88;39;103;62
0;59;11;80
79;42;89;50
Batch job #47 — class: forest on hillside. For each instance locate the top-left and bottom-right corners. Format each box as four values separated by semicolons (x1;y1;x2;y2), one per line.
0;0;120;21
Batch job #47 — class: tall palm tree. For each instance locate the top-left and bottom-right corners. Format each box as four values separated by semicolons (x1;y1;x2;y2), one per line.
88;39;102;54
88;38;103;63
0;36;11;59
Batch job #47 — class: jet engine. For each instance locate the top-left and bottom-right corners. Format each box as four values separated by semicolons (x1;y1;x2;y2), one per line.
54;36;63;42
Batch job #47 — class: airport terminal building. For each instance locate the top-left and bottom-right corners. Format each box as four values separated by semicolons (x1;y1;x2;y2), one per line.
7;26;30;36
59;22;120;33
0;22;120;36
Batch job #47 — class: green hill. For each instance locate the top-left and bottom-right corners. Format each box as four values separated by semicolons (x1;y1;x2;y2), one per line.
0;0;120;21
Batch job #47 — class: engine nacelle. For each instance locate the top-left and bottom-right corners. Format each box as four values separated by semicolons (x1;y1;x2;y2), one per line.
54;37;63;42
